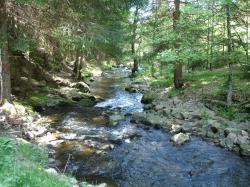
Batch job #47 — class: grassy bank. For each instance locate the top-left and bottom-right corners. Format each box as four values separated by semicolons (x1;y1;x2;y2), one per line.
183;67;250;101
141;66;250;120
0;136;81;187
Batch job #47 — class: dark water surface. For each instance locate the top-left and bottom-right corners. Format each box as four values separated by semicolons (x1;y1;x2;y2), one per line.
45;68;250;187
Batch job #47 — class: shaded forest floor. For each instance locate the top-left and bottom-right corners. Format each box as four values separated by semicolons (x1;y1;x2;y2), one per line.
182;67;250;120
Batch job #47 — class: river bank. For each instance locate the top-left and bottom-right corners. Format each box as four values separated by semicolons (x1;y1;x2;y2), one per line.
1;68;250;187
127;77;250;157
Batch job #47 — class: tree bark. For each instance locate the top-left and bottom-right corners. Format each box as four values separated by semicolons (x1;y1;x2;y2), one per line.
73;50;80;77
76;55;84;80
0;0;11;105
225;3;233;107
246;11;249;61
131;5;139;77
209;1;215;71
173;0;183;89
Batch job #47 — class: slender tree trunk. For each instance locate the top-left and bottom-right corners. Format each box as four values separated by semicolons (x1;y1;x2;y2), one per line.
73;50;80;77
76;55;84;80
246;13;249;61
0;0;11;105
226;3;233;107
131;5;139;77
223;22;226;55
173;0;183;89
150;0;157;79
209;2;214;71
207;16;210;70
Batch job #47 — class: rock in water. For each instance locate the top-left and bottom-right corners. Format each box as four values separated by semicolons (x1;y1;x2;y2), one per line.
240;144;250;156
109;113;125;126
225;133;237;150
70;82;90;93
171;124;182;134
171;132;191;145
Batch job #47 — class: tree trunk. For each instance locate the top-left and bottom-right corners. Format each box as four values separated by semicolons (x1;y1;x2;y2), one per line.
173;0;183;89
73;50;80;77
209;2;215;71
246;12;249;61
76;55;84;80
207;16;210;70
225;3;233;107
131;5;139;77
0;0;11;105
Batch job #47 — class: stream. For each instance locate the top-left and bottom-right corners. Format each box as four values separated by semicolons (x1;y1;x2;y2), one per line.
45;68;250;187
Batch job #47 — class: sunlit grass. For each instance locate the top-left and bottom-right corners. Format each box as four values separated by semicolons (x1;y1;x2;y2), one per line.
0;136;79;187
183;67;250;101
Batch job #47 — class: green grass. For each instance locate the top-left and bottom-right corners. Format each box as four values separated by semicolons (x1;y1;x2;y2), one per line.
150;79;173;88
183;67;250;101
0;136;79;187
183;67;250;120
216;106;250;121
168;88;183;98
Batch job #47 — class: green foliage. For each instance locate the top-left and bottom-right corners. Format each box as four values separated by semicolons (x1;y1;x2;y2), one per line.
18;143;48;166
217;107;249;121
101;63;113;71
167;88;183;98
0;136;74;187
150;79;172;88
201;111;209;127
27;94;48;107
81;67;94;79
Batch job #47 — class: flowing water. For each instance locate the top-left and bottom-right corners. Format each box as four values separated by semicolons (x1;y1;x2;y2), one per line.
45;68;250;187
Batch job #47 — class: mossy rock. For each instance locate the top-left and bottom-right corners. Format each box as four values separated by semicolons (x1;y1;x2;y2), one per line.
141;91;157;104
240;144;250;157
79;98;96;107
27;94;48;109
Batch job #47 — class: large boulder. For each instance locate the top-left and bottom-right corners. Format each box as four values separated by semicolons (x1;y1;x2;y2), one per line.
1;101;17;118
170;124;182;134
132;112;167;128
171;132;191;145
225;133;237;150
46;94;68;107
141;91;157;104
70;82;90;93
59;87;84;101
240;144;250;157
125;85;139;93
209;120;221;134
109;113;125;126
